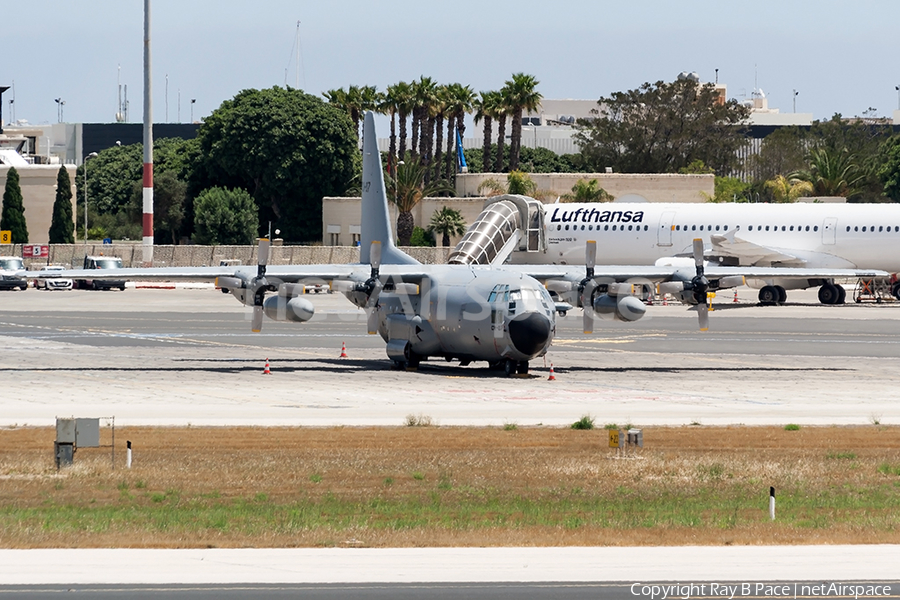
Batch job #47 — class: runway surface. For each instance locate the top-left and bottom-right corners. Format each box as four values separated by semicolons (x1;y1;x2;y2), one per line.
1;287;898;426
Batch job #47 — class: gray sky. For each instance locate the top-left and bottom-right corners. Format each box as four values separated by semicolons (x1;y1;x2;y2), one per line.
5;0;900;127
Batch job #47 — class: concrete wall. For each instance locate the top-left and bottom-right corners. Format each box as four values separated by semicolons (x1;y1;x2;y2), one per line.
0;165;78;245
322;196;487;249
0;243;452;268
455;172;715;203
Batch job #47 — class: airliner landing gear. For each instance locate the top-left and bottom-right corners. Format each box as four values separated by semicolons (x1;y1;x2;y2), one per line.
758;285;785;305
892;281;900;301
818;283;845;305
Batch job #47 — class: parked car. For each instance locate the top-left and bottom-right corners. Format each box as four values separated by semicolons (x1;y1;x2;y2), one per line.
34;265;73;290
74;256;126;291
0;256;28;291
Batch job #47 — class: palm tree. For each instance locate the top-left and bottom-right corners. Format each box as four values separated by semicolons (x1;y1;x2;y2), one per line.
432;85;448;185
411;76;438;162
381;85;402;177
387;159;455;246
493;92;511;173
324;85;380;142
789;147;866;198
444;83;476;179
474;91;500;173
391;81;415;163
502;73;543;172
428;206;467;247
764;174;814;203
561;178;614;202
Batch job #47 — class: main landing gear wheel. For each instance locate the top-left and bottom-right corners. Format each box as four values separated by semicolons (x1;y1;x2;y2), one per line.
517;361;529;375
758;285;779;305
892;282;900;301
503;359;515;378
818;283;841;305
836;285;846;304
775;285;787;304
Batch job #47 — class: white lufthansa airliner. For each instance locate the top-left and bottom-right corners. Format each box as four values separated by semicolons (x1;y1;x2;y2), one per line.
508;201;900;304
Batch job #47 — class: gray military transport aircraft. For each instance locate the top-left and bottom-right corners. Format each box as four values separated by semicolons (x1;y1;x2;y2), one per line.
28;112;888;375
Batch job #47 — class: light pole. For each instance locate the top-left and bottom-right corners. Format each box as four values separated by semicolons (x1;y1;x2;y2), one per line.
793;89;799;113
895;86;899;111
190;98;196;123
83;152;98;244
54;97;65;122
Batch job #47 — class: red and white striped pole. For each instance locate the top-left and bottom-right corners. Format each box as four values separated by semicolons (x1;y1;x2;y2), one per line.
142;0;154;265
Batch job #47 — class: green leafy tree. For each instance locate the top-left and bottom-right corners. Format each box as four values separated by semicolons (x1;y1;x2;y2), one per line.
561;179;613;203
408;226;435;247
193;187;259;245
764;175;814;203
129;171;186;244
705;176;752;203
1;166;28;243
196;87;357;242
49;166;75;243
506;170;537;196
750;127;808;183
877;135;900;202
502;73;543;172
574;78;750;174
428;206;467;246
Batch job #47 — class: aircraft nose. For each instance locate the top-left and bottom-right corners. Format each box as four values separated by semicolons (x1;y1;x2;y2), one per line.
508;311;552;357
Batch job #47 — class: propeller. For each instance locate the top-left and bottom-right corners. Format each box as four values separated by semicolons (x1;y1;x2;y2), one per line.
690;238;710;331
250;238;271;332
579;241;597;334
363;241;384;308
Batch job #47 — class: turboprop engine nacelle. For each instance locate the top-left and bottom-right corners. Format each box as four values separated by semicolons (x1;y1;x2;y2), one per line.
593;294;646;322
263;295;315;323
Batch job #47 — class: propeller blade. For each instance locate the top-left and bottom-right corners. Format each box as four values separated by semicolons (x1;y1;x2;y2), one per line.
583;306;593;334
692;238;704;269
370;241;382;271
697;300;709;331
585;240;596;270
251;305;264;333
258;238;270;267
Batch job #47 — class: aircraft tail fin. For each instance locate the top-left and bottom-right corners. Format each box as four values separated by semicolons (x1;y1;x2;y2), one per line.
360;111;419;266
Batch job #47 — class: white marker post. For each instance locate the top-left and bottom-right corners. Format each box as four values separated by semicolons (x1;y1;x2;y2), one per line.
769;486;775;520
126;440;132;469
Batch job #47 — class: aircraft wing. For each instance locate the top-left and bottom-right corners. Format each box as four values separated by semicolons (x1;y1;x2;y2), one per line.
24;265;365;284
499;263;888;283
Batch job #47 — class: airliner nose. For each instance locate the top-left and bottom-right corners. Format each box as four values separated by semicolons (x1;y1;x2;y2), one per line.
508;312;552;356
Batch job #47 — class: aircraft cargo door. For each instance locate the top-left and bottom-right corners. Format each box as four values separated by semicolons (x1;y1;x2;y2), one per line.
822;217;837;245
657;211;676;247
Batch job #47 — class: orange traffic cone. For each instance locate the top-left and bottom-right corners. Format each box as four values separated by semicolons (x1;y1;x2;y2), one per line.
733;289;739;303
662;295;668;306
548;364;556;381
340;341;348;358
263;358;271;375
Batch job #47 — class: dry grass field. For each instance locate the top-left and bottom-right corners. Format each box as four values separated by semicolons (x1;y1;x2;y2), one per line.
1;424;899;548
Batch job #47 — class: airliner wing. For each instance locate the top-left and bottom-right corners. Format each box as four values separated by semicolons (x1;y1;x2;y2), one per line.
709;231;809;267
501;264;888;283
